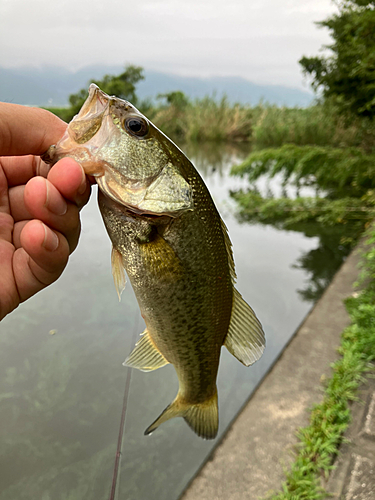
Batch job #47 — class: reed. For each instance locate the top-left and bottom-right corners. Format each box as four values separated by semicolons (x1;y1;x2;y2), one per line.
250;103;372;149
149;95;253;143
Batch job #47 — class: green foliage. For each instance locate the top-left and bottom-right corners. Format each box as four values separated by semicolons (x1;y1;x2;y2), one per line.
232;144;375;197
231;141;375;303
157;90;190;109
266;224;375;500
252;105;331;148
232;191;375;233
250;103;375;149
300;0;375;118
150;94;253;143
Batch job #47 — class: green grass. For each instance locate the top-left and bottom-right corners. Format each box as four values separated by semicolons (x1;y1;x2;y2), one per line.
265;226;375;500
250;103;372;149
148;95;253;143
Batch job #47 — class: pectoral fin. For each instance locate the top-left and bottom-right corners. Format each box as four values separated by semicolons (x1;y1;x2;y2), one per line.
111;246;126;301
139;233;183;281
145;390;218;440
123;330;169;372
224;288;265;366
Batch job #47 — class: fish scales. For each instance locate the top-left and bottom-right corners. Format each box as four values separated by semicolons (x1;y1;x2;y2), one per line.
42;84;265;439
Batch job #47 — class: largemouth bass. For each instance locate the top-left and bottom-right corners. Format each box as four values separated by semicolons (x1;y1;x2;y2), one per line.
43;84;265;439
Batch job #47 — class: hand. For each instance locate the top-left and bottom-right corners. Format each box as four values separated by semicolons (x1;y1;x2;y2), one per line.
0;103;91;321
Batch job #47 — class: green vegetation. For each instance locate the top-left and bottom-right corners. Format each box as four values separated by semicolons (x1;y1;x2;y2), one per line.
230;141;375;304
249;102;375;150
232;144;375;195
300;0;375;118
231;144;375;247
265;226;375;500
146;92;253;142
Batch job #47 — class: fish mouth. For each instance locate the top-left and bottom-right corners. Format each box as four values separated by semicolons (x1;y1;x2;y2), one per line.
67;84;112;144
78;84;110;118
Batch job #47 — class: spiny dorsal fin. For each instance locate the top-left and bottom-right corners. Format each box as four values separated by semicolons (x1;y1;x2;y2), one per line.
225;288;265;366
111;246;126;301
144;389;218;440
221;218;237;283
123;329;169;372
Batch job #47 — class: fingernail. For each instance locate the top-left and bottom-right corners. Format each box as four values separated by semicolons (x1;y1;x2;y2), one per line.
45;181;68;215
42;224;59;252
78;166;87;195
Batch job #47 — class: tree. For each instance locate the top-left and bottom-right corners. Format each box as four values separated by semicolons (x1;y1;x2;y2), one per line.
67;65;144;119
300;0;375;118
157;91;190;110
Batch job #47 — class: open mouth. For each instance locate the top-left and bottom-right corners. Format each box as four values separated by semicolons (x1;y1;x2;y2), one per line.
77;84;110;118
67;85;112;144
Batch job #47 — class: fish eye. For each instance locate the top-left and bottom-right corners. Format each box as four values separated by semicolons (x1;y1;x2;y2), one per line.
124;116;149;138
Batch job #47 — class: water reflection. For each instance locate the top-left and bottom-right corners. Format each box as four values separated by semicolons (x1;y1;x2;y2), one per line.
0;142;339;500
232;197;352;302
291;224;351;302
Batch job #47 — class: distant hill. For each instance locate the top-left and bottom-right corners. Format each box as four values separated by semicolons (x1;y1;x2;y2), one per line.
0;65;314;108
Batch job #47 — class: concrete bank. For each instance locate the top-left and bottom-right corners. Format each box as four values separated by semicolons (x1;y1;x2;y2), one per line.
180;243;365;500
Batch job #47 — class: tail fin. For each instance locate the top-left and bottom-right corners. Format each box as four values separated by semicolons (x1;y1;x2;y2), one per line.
144;390;218;440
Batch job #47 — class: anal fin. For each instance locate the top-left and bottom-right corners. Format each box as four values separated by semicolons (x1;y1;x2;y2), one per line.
225;288;265;366
123;330;169;372
111;246;126;301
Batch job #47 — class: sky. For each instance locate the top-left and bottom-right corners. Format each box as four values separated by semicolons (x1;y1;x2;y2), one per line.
0;0;337;89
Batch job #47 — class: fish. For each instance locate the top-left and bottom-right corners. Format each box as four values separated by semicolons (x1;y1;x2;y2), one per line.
42;84;265;439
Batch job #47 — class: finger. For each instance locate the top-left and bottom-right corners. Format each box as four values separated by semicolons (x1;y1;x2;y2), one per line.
0;156;45;188
0;239;19;320
0;104;67;157
0;160;10;214
13;220;69;303
8;185;33;222
0;164;12;243
12;220;28;249
24;176;81;253
47;157;91;209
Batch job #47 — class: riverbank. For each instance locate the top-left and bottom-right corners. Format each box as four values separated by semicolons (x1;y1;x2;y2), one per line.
180;234;374;499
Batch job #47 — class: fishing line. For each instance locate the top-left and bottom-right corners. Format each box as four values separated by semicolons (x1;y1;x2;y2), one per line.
108;311;140;500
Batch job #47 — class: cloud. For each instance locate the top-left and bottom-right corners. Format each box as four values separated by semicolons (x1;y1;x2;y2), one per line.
0;0;336;87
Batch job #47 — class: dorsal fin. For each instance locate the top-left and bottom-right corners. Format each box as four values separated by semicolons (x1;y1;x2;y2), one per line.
224;288;265;366
123;329;169;372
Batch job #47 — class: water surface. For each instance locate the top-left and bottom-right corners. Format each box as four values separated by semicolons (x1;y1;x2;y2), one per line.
0;143;341;500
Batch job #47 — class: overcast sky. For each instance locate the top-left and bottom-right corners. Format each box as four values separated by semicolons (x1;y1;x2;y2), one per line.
0;0;336;89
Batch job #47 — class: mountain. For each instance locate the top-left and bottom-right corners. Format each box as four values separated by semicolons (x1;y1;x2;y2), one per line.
0;65;314;108
138;72;314;107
